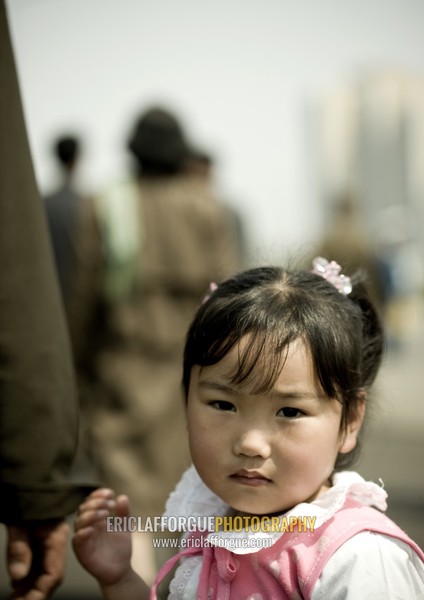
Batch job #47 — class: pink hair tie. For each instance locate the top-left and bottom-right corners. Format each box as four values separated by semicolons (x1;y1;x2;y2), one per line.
311;257;352;295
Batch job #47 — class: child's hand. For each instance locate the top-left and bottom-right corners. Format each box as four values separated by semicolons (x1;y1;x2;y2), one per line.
73;488;132;586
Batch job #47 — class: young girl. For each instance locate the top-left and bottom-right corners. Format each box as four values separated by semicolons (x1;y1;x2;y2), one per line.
73;259;424;599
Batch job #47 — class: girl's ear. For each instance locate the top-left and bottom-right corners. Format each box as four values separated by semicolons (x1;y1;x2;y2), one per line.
338;391;366;454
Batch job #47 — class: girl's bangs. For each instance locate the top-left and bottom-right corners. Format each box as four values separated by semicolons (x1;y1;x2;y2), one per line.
201;326;299;395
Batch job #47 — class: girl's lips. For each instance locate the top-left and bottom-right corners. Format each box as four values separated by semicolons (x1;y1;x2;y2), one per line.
230;470;272;487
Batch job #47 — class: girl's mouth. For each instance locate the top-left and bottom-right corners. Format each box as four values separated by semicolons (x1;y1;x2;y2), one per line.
230;469;272;487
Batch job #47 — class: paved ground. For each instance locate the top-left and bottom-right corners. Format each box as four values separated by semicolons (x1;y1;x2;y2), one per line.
1;312;423;598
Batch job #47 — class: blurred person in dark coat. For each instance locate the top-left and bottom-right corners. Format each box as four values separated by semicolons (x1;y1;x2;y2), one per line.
0;2;92;597
44;134;84;303
43;133;105;482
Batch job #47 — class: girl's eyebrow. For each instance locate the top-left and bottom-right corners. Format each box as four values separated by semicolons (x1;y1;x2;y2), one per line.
198;380;241;395
198;380;321;401
271;391;322;402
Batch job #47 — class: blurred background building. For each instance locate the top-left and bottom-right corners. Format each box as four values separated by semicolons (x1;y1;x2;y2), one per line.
1;0;424;596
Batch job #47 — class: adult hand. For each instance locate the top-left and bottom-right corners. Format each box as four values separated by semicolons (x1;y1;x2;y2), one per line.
6;519;70;599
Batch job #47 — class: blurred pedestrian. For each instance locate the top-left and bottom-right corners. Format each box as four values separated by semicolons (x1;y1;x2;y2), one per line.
71;105;242;581
185;147;248;268
44;134;84;303
43;131;106;481
310;192;389;312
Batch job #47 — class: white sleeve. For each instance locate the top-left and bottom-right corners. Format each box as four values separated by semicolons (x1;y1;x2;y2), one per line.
311;531;424;600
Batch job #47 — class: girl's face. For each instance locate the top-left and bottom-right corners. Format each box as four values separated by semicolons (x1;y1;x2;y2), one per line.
186;338;363;516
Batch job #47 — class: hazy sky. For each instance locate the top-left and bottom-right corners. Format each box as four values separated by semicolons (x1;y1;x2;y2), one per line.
6;0;424;262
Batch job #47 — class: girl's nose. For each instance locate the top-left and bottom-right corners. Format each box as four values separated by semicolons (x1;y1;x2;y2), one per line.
233;428;271;459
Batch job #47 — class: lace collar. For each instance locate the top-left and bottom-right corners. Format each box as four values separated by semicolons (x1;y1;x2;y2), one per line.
164;465;388;555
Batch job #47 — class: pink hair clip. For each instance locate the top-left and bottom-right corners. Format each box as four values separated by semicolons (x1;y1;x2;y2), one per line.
311;257;352;295
202;281;218;304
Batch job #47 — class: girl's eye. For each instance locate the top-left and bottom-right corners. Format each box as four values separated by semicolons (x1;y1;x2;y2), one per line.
278;407;304;418
209;400;236;412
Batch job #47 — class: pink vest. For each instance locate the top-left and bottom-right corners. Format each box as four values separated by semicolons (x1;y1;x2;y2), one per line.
150;499;424;599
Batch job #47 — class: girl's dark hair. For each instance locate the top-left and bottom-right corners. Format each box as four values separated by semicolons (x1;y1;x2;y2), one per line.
183;265;385;469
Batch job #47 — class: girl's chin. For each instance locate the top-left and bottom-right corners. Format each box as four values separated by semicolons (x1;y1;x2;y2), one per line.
226;499;289;517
